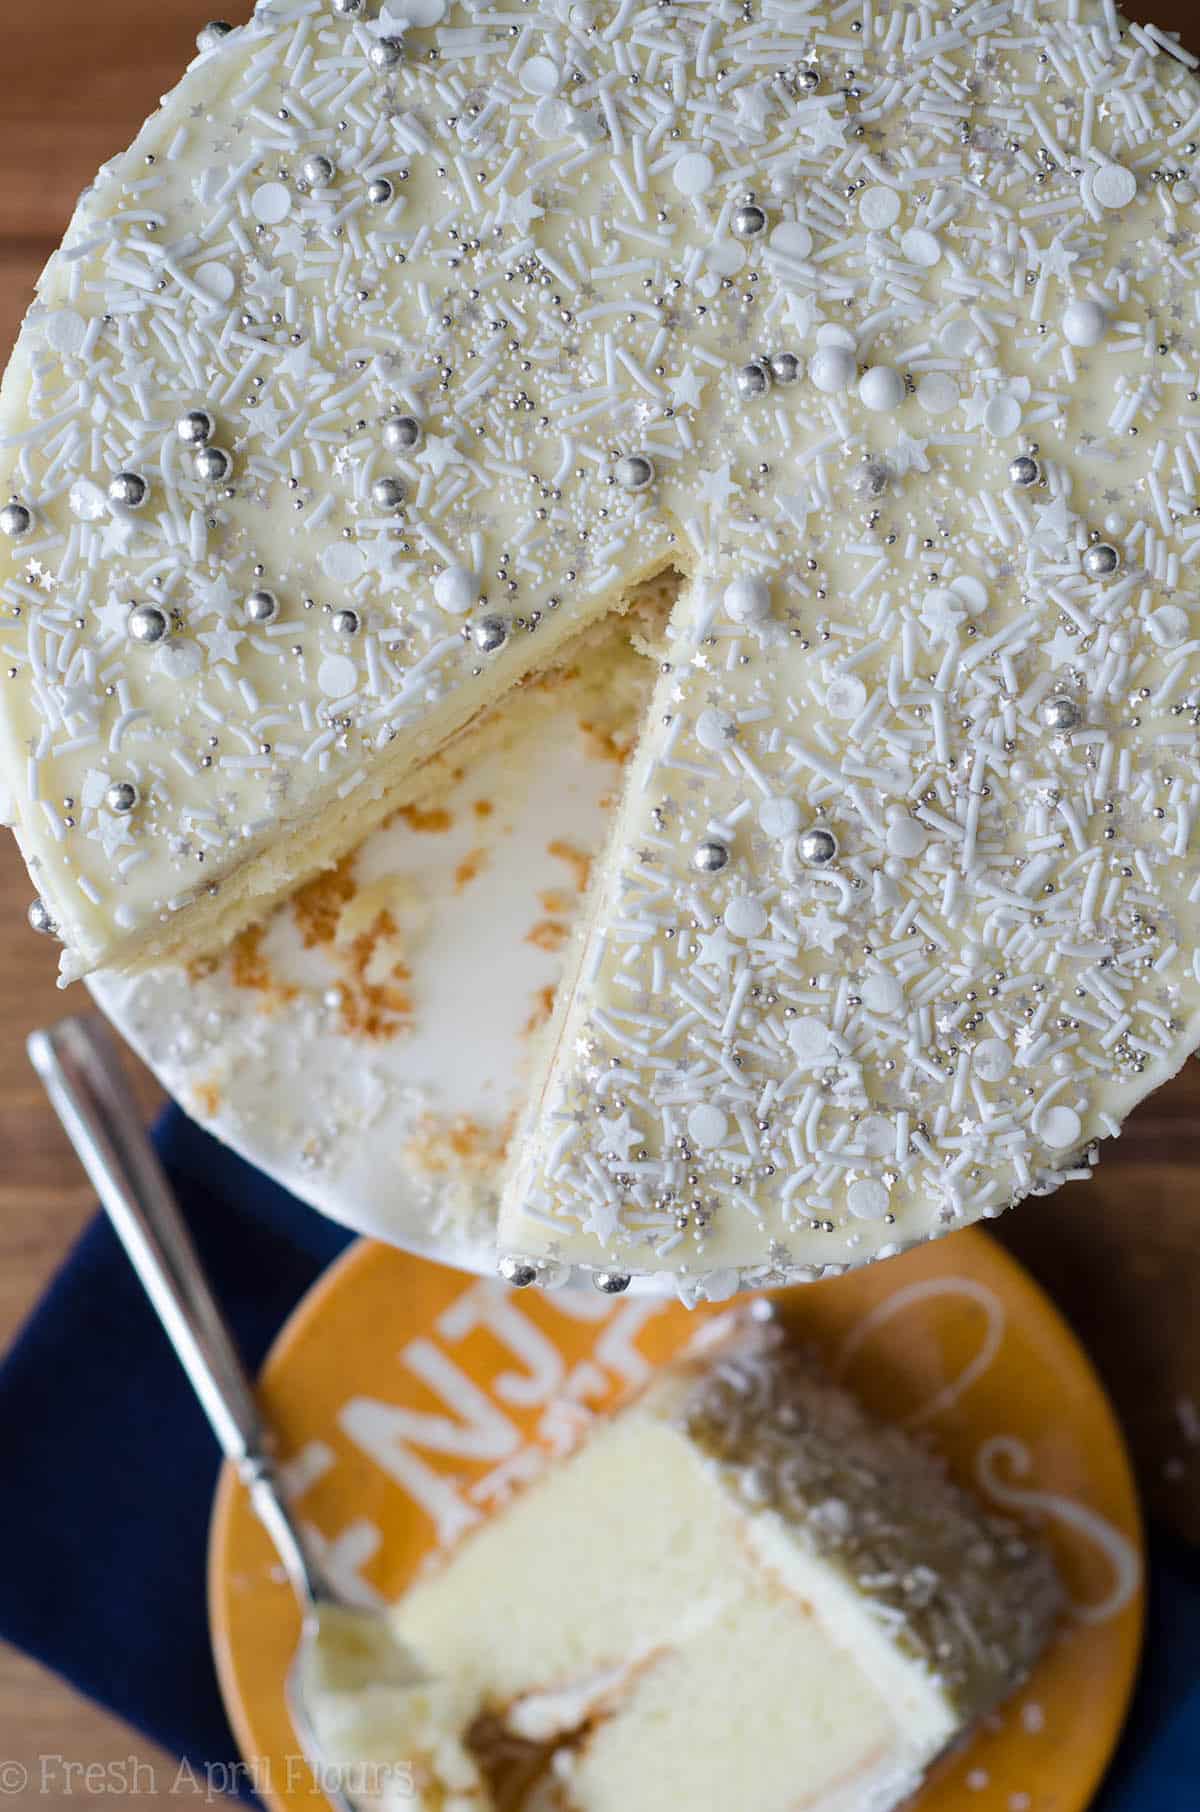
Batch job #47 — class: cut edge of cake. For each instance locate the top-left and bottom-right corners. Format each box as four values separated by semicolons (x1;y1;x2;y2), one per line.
2;530;666;985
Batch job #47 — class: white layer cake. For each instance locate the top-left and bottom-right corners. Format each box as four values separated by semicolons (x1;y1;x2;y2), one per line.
305;1326;1060;1812
6;0;1200;1291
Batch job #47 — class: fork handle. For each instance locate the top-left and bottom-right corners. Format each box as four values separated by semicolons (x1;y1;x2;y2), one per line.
28;1016;319;1598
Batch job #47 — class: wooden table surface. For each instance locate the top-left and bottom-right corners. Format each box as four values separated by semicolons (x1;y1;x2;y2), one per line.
1;1;1198;1802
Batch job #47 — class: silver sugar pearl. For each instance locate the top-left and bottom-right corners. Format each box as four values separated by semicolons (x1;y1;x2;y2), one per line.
105;780;139;815
593;1271;631;1295
799;826;838;865
1008;454;1039;487
732;202;768;238
127;603;170;645
1082;542;1119;579
498;1255;538;1288
471;613;509;653
197;21;234;51
108;471;149;511
332;0;364;11
368;37;404;69
367;177;395;205
371;475;407;512
27;898;57;937
769;351;802;385
1041;694;1080;733
736;360;771;400
614;453;655;492
194;445;232;483
383;414;422;453
332;608;361;636
302;153;336;187
856;457;891;499
693;839;730;874
245;588;279;624
176;409;215;447
0;502;32;539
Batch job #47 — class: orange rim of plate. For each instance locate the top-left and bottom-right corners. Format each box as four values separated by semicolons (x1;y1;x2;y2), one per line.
208;1227;1144;1812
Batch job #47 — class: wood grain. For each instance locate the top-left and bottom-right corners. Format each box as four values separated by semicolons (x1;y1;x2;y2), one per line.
0;7;250;1798
0;0;1198;1801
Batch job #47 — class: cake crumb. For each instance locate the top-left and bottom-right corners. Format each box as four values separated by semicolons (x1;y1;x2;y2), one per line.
191;1077;222;1118
548;840;591;893
395;803;453;834
524;985;557;1039
578;717;634;765
336;908;413;1043
527;919;569;953
404;1112;513;1179
455;848;488;891
290;857;357;949
229;922;298;1010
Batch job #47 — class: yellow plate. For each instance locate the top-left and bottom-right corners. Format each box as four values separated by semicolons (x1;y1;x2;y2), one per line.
209;1228;1143;1812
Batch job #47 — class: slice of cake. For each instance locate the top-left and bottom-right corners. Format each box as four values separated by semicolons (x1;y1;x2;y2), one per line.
5;0;1200;1290
305;1324;1060;1812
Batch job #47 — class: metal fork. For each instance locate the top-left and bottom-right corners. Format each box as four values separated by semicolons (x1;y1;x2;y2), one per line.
28;1015;416;1812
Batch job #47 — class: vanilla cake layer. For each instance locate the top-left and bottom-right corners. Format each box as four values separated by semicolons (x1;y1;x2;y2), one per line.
5;0;1200;1292
305;1327;1059;1812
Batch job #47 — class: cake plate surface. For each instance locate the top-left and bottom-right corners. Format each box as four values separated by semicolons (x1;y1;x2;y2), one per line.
208;1228;1143;1812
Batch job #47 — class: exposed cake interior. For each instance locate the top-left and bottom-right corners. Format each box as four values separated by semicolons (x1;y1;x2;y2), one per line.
8;0;1200;1289
86;580;672;1256
119;572;669;976
302;1326;1059;1812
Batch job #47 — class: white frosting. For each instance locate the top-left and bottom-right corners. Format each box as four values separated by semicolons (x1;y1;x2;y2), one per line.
3;0;1200;1294
488;0;1200;1289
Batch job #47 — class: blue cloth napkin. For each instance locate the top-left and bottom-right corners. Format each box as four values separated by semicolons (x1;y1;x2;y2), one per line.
0;1104;1195;1806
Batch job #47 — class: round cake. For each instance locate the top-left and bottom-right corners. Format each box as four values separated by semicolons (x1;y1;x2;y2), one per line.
3;0;1200;1296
